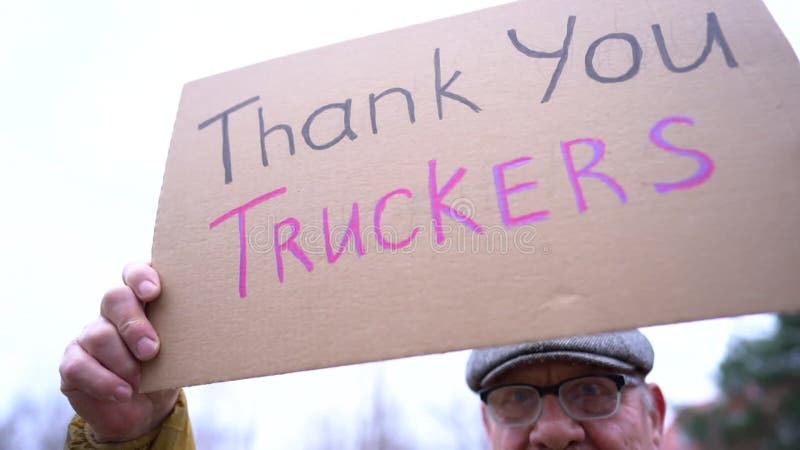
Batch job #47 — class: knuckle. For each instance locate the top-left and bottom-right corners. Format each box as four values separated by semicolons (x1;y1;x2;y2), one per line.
122;261;151;285
77;320;113;346
59;354;84;384
100;286;136;320
59;381;73;395
77;320;120;358
118;318;145;341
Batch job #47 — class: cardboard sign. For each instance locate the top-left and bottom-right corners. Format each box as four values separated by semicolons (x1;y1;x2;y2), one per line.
143;0;800;392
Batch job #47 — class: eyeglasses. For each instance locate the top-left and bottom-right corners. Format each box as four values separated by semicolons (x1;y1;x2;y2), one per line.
479;374;642;427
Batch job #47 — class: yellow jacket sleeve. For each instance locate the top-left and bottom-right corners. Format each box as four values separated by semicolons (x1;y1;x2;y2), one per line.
64;390;195;450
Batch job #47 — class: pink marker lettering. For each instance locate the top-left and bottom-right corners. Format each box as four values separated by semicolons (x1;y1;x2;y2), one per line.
209;187;287;298
493;157;549;227
274;217;314;283
374;189;422;250
650;116;714;193
323;203;366;263
428;159;485;244
561;139;627;213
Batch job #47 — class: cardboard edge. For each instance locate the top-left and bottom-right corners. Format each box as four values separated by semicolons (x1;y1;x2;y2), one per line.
141;82;190;393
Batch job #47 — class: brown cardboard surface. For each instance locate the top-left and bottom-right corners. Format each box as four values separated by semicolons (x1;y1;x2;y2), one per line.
143;0;800;392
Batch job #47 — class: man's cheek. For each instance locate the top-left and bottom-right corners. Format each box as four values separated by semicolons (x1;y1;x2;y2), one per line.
585;421;630;449
492;428;530;450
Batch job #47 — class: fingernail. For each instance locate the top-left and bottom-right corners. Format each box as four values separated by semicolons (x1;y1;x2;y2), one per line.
113;385;132;402
138;281;157;298
137;337;158;359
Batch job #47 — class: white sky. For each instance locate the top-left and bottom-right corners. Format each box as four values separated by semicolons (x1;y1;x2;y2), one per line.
0;0;797;448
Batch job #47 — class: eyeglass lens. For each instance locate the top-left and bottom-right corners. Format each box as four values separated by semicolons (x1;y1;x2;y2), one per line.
486;376;622;426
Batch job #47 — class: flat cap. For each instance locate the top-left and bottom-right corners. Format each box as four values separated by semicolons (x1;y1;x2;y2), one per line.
466;330;654;392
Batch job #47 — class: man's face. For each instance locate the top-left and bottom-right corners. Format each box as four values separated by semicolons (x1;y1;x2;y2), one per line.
481;361;665;450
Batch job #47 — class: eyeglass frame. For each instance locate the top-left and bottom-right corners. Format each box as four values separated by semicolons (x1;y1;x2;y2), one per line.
478;373;644;427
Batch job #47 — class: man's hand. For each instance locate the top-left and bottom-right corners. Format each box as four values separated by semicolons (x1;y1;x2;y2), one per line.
60;262;179;443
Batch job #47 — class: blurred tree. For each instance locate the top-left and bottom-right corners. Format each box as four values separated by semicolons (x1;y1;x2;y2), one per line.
192;413;254;450
306;373;413;450
354;375;412;450
303;370;488;450
427;396;490;450
0;389;254;450
676;313;800;450
0;393;73;450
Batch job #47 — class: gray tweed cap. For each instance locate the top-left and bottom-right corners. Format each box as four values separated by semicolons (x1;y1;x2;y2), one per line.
466;330;654;392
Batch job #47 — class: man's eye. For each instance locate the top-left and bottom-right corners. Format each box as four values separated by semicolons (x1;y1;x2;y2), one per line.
579;383;601;396
494;387;535;407
570;379;617;398
512;390;532;402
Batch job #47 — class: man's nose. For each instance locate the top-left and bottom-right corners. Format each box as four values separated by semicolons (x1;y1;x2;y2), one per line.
528;395;586;449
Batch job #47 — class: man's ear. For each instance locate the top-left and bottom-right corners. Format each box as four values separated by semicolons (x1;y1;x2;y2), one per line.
647;383;667;447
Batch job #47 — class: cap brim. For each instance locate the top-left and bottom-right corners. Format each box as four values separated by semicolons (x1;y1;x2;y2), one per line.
480;350;637;390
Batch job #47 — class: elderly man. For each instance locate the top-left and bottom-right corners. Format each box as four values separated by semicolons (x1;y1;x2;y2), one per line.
467;331;666;449
60;263;664;449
